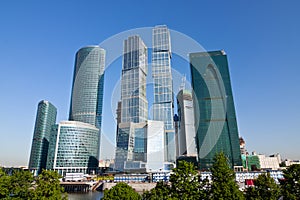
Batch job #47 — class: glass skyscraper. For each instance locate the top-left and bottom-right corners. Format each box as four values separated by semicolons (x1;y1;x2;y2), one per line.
115;36;148;172
190;50;242;170
69;45;105;162
121;36;148;123
152;25;175;162
45;46;105;175
28;100;57;175
69;46;105;130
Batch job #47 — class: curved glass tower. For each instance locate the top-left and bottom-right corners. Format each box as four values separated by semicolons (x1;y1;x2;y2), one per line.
46;121;99;175
69;46;105;129
28;100;57;175
68;46;105;164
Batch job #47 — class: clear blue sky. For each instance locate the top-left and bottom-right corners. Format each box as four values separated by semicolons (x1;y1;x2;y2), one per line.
1;0;299;166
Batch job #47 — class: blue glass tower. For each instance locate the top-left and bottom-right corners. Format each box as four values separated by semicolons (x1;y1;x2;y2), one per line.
152;25;175;162
69;46;105;130
121;36;148;123
115;36;148;171
45;46;105;175
69;46;105;161
28;100;57;175
190;50;242;170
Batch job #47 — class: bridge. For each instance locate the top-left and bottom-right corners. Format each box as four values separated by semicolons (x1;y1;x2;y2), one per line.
60;182;92;192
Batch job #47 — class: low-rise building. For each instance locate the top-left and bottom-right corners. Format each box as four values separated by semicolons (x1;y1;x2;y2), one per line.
242;152;281;171
257;153;280;170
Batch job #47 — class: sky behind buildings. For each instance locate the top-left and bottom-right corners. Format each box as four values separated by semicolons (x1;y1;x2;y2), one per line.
0;0;300;166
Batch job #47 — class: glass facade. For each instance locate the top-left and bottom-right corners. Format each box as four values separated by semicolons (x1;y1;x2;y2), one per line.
114;125;131;171
121;36;148;123
46;121;99;175
115;36;148;172
115;122;147;172
190;51;242;170
152;25;175;162
115;121;165;172
68;46;105;164
69;46;105;130
28;100;57;175
133;127;147;161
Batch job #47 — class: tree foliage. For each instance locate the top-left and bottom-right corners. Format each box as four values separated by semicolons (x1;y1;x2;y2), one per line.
170;160;208;199
10;170;35;199
33;170;67;200
142;181;171;200
245;173;280;200
0;168;11;199
143;161;208;200
102;155;300;200
210;152;245;200
0;168;67;200
102;182;141;200
280;164;300;200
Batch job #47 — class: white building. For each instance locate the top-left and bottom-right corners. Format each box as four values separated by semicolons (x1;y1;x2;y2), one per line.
146;121;165;172
257;153;281;170
200;170;284;185
176;90;197;157
284;159;300;166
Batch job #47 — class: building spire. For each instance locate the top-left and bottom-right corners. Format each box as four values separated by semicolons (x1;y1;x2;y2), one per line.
180;74;186;91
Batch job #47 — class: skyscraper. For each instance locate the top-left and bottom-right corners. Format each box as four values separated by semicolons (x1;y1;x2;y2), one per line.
28;100;57;175
190;50;242;170
152;25;175;162
176;89;197;157
115;36;148;172
121;36;148;123
69;45;105;161
69;46;105;130
46;46;105;175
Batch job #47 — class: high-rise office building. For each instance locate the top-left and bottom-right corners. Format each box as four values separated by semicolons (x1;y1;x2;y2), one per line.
176;89;197;157
190;50;242;170
115;36;149;172
69;46;105;130
46;46;105;174
121;36;148;123
152;25;175;162
28;100;57;175
46;121;99;175
69;45;105;161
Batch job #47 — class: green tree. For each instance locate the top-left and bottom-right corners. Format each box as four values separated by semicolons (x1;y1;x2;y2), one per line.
102;182;141;200
170;160;208;200
280;164;300;200
245;173;280;200
0;168;11;199
32;170;67;200
142;181;171;200
143;161;209;200
9;170;35;199
210;152;245;200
